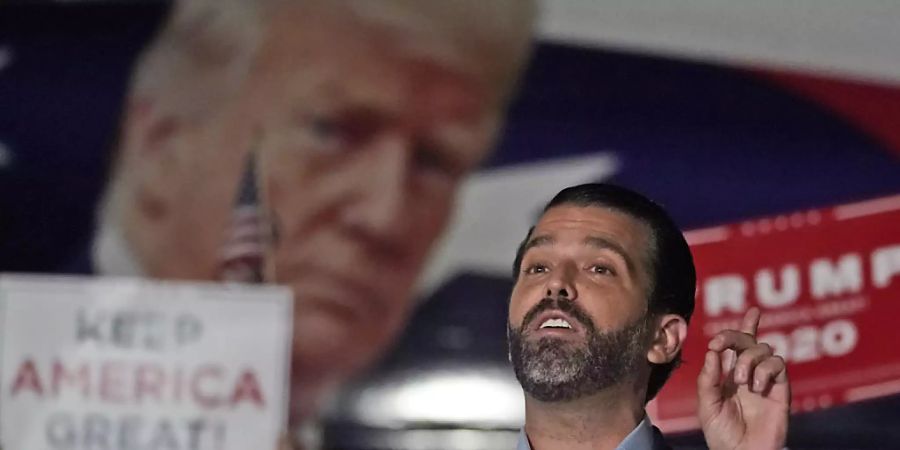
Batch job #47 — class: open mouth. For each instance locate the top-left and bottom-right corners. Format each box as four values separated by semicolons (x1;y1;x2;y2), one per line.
527;310;585;338
539;317;573;330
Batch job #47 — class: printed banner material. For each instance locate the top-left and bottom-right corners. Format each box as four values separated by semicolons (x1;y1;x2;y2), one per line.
651;194;900;432
0;275;293;450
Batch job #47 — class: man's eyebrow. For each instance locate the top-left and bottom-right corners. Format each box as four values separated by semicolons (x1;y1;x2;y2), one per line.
522;234;638;276
523;235;554;253
584;236;636;274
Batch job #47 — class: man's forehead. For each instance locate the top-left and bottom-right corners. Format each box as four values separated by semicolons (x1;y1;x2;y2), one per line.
529;205;653;260
265;6;494;81
259;5;505;120
533;205;646;235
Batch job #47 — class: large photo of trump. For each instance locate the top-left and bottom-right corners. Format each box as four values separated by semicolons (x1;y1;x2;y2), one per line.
85;0;535;424
2;1;900;449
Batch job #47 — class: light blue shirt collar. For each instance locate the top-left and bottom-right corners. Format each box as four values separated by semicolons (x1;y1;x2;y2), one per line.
517;415;655;450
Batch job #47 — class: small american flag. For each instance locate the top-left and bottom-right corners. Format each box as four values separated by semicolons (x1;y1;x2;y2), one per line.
218;150;272;283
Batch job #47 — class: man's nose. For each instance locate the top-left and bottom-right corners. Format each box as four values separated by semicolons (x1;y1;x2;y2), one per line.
545;262;578;301
339;133;410;243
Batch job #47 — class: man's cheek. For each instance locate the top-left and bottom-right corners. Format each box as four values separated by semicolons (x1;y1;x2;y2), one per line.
263;168;324;232
507;292;529;329
417;193;454;236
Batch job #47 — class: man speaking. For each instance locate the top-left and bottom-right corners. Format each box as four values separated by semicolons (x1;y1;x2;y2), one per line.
508;184;790;449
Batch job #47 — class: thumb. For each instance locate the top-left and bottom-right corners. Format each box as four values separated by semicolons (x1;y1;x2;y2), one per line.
697;350;723;416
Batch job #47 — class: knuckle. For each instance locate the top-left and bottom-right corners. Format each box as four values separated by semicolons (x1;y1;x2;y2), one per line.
747;346;768;360
755;364;773;377
738;352;756;365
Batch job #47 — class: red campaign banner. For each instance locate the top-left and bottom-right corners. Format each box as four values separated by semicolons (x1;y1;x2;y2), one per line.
649;194;900;433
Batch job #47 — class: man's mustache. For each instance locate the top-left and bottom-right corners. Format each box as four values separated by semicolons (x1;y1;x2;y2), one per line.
520;297;597;334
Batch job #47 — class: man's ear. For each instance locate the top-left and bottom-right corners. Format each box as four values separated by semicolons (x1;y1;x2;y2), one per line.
647;314;688;364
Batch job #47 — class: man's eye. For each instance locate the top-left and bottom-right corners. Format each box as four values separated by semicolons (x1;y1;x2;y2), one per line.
308;116;344;151
524;264;548;274
311;116;337;138
413;144;466;182
590;265;614;275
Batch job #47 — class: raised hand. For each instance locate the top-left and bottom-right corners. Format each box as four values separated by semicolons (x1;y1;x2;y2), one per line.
697;307;790;450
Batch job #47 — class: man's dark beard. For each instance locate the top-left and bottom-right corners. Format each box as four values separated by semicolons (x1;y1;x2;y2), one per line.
508;297;650;402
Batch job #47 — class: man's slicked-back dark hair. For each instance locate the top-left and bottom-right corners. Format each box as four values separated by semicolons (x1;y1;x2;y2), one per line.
511;183;696;402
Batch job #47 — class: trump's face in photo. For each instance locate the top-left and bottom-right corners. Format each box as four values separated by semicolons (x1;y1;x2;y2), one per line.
105;0;533;412
249;9;501;385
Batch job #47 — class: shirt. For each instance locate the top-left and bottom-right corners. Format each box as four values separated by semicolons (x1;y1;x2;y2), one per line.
517;415;658;450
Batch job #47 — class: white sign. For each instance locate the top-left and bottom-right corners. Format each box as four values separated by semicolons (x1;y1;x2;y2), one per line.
0;275;293;450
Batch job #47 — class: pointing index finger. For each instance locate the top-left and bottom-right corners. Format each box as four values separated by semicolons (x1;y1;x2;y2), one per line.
741;307;761;337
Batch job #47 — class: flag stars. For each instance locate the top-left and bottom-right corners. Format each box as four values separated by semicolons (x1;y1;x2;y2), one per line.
0;141;12;169
806;210;822;225
773;215;789;231
0;45;12;72
740;211;824;237
0;45;15;170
